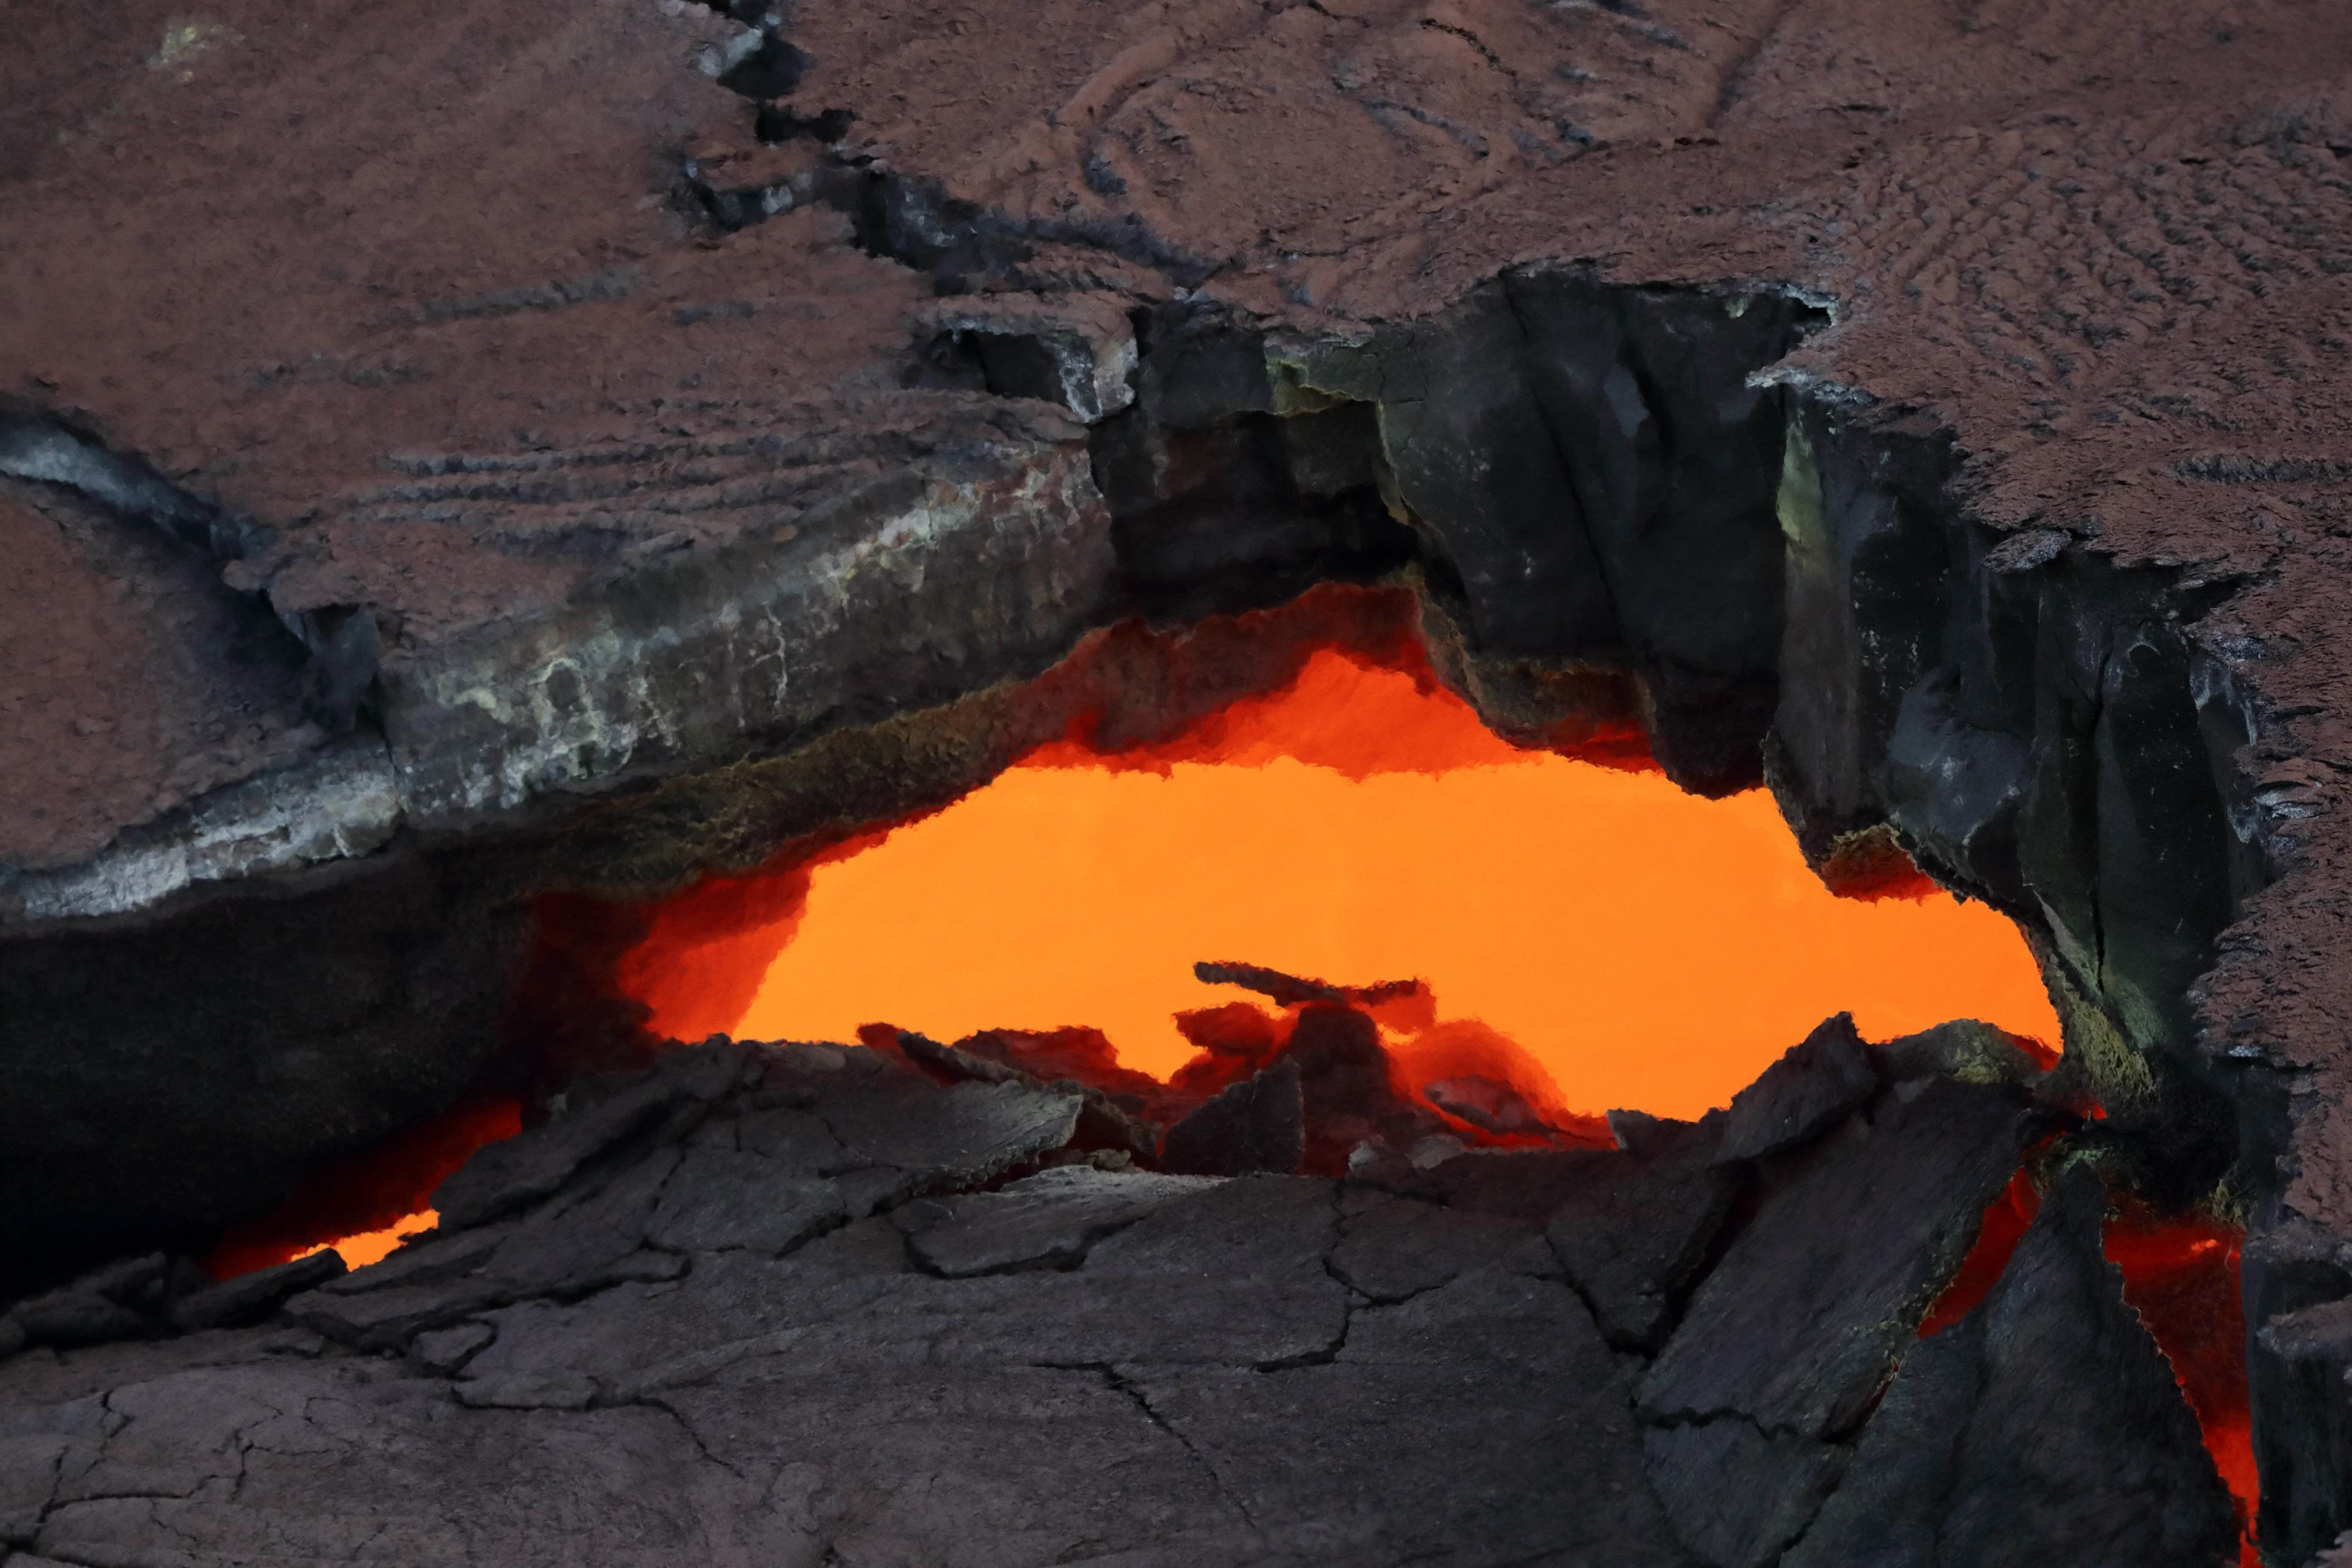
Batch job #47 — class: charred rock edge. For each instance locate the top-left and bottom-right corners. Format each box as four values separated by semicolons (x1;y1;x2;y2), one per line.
0;404;382;735
0;436;1114;928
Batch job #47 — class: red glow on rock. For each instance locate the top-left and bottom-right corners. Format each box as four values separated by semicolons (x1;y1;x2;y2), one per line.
2105;1203;2257;1565
1162;986;1607;1158
205;1096;521;1278
1915;1174;2257;1559
1920;1171;2257;1562
1918;1170;2043;1337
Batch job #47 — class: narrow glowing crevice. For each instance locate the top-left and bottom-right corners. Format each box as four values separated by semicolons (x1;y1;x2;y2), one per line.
1920;1172;2257;1565
704;646;2058;1118
205;1098;521;1279
2107;1202;2258;1566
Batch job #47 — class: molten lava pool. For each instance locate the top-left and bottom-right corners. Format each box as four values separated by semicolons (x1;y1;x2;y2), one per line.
635;638;2061;1121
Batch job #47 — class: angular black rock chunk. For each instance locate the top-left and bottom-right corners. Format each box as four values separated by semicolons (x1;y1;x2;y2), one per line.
1332;1188;1555;1303
1161;1058;1305;1176
1715;1012;1882;1163
1640;1075;2030;1438
482;1144;686;1295
642;1144;845;1255
1644;1419;1849;1568
896;1165;1218;1276
896;1029;1161;1161
1283;1002;1458;1170
1121;1263;1700;1567
1191;959;1422;1010
1877;1018;2051;1089
168;1249;346;1332
432;1041;747;1228
1547;1145;1744;1351
815;1075;1085;1189
1784;1167;2241;1568
1361;1145;1617;1225
8;1252;174;1350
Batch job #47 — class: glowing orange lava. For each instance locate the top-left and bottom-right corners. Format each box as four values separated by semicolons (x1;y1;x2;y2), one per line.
205;1098;520;1279
643;641;2064;1120
1919;1173;2256;1564
2107;1202;2258;1565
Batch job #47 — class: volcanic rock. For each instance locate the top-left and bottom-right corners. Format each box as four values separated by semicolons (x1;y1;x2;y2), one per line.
894;1027;1167;1161
1365;1145;1620;1225
432;1041;749;1230
1191;959;1425;1011
1643;1420;1850;1568
0;1039;2230;1567
1715;1012;1883;1163
167;1248;345;1333
1785;1167;2239;1568
1159;1057;1307;1177
1635;1076;2036;1558
896;1165;1219;1276
1640;1077;2034;1436
642;1144;846;1256
1331;1187;1557;1303
1283;1002;1455;1171
1546;1138;1745;1351
7;1253;178;1351
1877;1018;2055;1090
6;0;2351;1552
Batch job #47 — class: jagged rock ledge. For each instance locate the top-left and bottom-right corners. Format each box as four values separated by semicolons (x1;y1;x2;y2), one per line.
0;1029;2231;1567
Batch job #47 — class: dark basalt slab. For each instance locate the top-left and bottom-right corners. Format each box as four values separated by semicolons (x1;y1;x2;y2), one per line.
0;1038;2222;1567
1715;1012;1882;1164
1632;1076;2040;1563
1638;1076;2034;1438
1546;1143;1743;1352
1785;1168;2239;1568
1159;1058;1306;1177
896;1166;1218;1277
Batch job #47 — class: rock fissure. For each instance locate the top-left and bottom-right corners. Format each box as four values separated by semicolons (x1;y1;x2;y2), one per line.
1047;1360;1267;1538
0;412;381;736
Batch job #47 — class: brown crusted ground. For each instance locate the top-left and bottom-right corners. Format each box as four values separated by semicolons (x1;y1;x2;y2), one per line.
0;490;176;870
0;481;320;871
5;2;2352;1223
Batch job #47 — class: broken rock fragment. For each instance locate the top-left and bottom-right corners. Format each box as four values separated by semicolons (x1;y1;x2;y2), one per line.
432;1040;748;1228
1546;1136;1744;1351
643;1144;845;1255
1786;1167;2240;1568
1643;1419;1849;1568
168;1248;345;1332
1641;1075;2033;1436
1638;1075;2034;1563
1715;1012;1881;1163
817;1073;1085;1207
1332;1187;1556;1303
896;1164;1218;1276
1160;1057;1305;1176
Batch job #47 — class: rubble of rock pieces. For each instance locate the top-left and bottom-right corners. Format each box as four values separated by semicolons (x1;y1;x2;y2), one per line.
886;960;1618;1182
0;1015;2236;1566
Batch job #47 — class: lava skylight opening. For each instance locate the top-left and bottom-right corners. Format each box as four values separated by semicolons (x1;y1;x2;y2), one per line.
633;599;2062;1122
